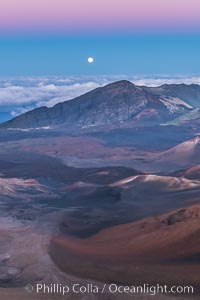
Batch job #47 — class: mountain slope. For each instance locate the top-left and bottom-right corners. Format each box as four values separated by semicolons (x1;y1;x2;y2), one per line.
148;83;200;107
166;108;200;125
150;136;200;171
1;80;196;129
50;205;200;287
170;164;200;180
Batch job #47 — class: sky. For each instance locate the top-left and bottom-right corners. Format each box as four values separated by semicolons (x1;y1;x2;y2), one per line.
0;1;200;121
0;0;200;75
0;0;200;34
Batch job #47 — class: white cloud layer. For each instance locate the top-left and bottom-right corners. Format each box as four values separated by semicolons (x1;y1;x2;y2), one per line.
0;75;200;120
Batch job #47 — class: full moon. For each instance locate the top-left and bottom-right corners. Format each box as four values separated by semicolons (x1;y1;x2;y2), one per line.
88;57;94;63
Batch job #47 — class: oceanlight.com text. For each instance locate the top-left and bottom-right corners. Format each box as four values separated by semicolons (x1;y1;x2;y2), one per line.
25;283;194;296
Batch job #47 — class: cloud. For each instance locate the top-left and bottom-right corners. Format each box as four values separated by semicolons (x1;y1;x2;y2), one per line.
0;75;200;121
132;76;200;87
0;81;102;107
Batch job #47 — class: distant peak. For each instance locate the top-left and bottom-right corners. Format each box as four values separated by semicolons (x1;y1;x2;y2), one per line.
104;80;135;89
116;80;133;85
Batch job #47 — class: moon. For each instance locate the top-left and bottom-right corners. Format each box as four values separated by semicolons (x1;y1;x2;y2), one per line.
88;57;94;63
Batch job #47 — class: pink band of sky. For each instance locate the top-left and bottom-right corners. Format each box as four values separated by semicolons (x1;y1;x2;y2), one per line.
0;0;200;34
